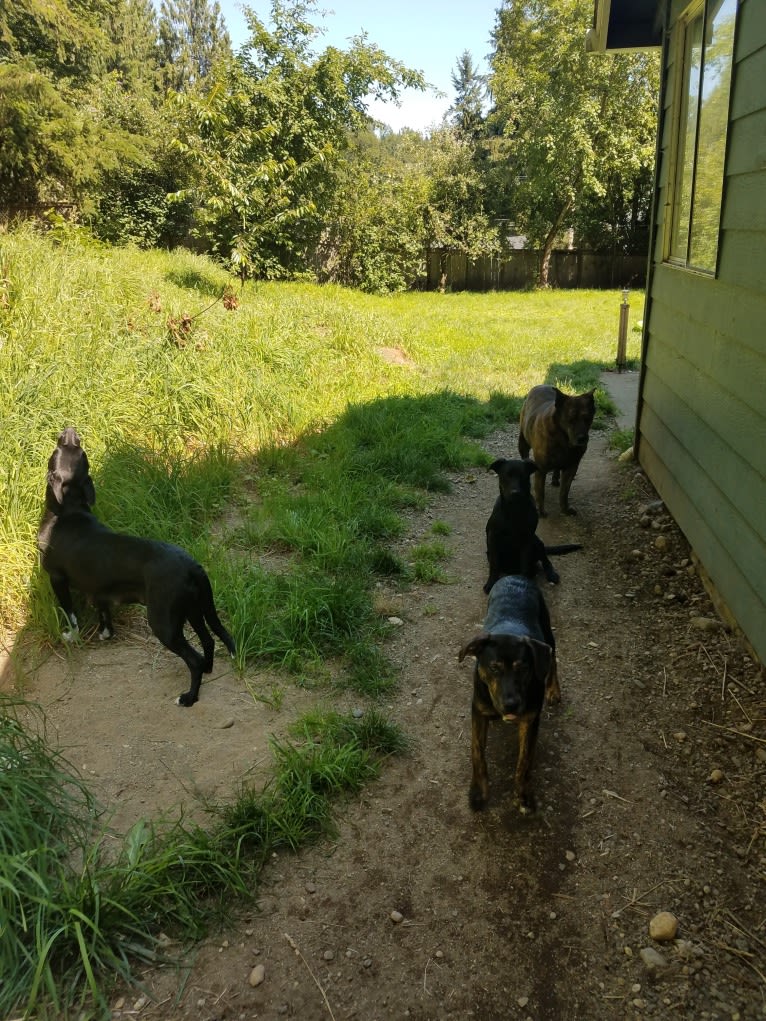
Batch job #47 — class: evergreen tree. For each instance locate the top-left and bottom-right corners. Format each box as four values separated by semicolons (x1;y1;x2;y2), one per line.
158;0;231;91
108;0;162;92
448;50;486;139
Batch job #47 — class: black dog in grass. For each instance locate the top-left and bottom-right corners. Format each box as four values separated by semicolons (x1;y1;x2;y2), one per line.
37;428;236;706
459;575;560;813
484;457;582;592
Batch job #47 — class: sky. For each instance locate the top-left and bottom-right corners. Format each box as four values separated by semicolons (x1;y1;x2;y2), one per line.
214;0;502;132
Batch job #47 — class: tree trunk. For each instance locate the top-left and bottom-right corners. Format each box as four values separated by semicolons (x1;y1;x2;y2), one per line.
537;198;573;288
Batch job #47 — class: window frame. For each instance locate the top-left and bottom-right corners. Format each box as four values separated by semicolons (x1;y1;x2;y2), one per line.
664;0;736;275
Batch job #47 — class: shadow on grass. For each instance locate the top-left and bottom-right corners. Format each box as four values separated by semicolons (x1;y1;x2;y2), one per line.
166;267;227;298
11;388;522;702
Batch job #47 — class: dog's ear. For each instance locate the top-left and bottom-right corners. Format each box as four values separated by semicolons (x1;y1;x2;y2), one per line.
76;450;96;506
523;458;538;476
488;459;506;475
459;633;490;662
523;637;553;682
47;470;65;504
83;472;96;507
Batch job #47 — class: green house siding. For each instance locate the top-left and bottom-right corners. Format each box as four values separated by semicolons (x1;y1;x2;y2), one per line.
639;0;766;661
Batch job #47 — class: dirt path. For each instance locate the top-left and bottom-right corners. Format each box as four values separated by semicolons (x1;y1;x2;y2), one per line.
5;411;765;1020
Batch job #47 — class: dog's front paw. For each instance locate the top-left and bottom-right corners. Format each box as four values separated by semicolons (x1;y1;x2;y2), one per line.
516;792;537;816
176;692;197;707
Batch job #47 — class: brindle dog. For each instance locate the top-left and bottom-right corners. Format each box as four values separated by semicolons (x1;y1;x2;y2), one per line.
518;384;596;516
459;576;560;813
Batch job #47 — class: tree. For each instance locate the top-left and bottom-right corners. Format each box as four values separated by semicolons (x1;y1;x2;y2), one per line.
421;127;501;290
448;50;486;139
169;0;426;280
158;0;231;92
488;0;659;285
316;129;430;292
107;0;162;92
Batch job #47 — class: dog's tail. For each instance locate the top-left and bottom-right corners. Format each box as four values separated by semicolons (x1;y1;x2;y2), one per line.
543;543;583;556
197;567;236;656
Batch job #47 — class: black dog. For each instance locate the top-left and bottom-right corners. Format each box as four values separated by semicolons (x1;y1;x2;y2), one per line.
484;458;582;592
459;575;560;813
37;428;236;706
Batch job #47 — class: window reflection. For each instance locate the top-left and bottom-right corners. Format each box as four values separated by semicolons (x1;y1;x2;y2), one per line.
669;0;736;273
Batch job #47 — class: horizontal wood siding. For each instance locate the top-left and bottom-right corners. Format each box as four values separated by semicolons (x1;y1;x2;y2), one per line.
640;6;766;661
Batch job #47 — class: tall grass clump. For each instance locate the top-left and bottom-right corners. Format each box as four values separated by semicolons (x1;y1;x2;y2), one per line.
0;697;406;1016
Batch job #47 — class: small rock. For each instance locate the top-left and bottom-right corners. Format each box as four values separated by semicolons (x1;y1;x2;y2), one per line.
248;964;266;987
517;996;529;1008
218;717;235;729
708;768;724;784
390;910;404;923
639;515;651;528
323;949;334;961
112;998;125;1011
640;946;669;970
133;995;149;1010
673;731;687;743
689;616;723;632
387;616;404;626
649;911;679;941
352;708;364;718
655;535;668;551
565;850;576;862
305;882;317;894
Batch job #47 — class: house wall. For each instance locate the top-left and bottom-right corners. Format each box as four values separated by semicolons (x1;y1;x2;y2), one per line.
640;0;766;661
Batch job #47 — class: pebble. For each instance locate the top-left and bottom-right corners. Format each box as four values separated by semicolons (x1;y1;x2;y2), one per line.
655;535;668;551
708;768;724;784
640;946;669;970
248;964;266;987
649;911;679;941
390;910;404;923
689;615;723;632
517;996;529;1008
565;850;576;862
323;949;334;961
218;718;235;729
387;616;404;626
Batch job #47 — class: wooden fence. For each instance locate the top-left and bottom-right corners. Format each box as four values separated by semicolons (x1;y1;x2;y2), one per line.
426;250;647;291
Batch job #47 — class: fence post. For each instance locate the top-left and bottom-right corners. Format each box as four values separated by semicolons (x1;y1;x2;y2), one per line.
616;288;630;372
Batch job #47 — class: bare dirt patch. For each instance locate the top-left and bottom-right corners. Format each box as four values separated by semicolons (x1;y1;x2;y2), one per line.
4;415;765;1020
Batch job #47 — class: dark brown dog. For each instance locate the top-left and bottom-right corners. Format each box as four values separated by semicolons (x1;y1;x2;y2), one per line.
459;576;560;813
37;428;236;706
484;457;582;592
518;384;596;516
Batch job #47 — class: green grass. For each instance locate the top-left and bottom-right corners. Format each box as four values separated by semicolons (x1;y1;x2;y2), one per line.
0;697;406;1018
0;225;644;1013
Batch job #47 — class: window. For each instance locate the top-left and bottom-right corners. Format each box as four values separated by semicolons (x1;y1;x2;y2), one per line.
668;0;736;272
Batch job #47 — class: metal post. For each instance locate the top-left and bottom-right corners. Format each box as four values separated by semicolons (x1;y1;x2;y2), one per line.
616;288;630;372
